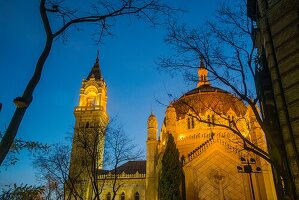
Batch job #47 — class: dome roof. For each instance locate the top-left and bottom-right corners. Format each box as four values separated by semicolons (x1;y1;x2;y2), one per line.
172;85;247;119
185;84;227;95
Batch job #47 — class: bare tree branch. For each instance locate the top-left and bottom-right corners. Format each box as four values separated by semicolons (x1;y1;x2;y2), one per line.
0;0;177;166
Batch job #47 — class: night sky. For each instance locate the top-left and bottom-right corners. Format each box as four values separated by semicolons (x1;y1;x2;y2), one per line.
0;0;220;186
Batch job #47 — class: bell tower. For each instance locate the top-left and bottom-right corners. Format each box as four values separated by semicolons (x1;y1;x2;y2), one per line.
68;54;108;198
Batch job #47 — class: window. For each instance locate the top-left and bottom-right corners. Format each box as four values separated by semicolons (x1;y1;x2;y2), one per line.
191;117;195;128
107;192;111;200
135;192;140;200
87;97;96;106
212;115;215;126
187;117;195;129
121;192;125;200
207;115;211;127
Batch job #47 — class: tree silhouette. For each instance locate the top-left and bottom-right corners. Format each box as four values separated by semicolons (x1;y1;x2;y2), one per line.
160;133;182;200
0;184;44;200
159;1;293;198
0;0;175;166
33;122;142;200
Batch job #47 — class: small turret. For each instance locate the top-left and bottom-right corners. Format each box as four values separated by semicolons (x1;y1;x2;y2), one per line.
197;56;210;87
147;113;158;141
146;112;158;199
165;104;177;136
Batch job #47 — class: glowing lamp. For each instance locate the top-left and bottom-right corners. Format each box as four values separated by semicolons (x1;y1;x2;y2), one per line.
13;97;28;108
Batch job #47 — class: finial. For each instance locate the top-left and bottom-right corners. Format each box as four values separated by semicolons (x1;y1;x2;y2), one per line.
96;50;99;63
150;103;153;115
200;55;205;68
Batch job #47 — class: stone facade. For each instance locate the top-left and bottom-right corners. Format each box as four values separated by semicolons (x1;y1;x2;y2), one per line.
146;59;277;200
248;0;299;198
99;161;146;200
68;57;277;199
67;56;109;199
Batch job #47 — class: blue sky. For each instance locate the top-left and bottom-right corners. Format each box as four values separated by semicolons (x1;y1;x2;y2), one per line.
0;0;220;187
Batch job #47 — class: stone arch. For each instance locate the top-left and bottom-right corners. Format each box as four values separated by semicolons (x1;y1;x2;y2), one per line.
134;192;140;200
120;192;125;200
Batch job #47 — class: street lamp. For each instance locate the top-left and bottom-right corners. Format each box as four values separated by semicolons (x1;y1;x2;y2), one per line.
237;157;262;200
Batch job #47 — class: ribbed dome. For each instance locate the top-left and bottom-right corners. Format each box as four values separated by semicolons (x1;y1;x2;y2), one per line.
172;85;246;119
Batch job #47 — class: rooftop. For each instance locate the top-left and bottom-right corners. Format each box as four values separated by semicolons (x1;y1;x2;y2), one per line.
99;160;146;175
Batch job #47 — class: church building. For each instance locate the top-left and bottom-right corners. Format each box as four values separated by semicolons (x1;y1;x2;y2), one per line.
67;56;277;200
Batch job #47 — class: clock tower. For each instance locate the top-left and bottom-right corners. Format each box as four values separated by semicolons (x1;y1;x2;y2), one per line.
68;54;108;199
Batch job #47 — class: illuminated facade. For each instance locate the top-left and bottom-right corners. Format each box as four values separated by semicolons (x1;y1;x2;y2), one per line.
146;58;277;200
68;56;108;199
68;57;146;200
68;57;277;200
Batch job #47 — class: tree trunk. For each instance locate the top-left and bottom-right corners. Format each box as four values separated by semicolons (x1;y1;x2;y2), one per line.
0;0;53;166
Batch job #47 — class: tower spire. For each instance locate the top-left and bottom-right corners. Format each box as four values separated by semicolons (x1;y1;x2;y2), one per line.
96;49;99;63
87;50;102;80
197;56;210;87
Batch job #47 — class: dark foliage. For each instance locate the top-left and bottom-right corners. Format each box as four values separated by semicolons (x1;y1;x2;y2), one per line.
0;184;44;200
160;134;182;200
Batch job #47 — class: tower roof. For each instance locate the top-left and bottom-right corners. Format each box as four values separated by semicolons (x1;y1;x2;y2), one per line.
98;160;146;175
87;53;102;80
148;112;157;119
147;112;158;128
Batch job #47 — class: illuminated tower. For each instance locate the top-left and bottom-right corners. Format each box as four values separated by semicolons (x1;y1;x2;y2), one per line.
165;104;177;138
146;113;158;200
68;55;108;198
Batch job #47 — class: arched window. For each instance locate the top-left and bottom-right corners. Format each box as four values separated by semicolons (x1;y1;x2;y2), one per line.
87;97;96;106
135;192;139;200
191;117;195;128
106;192;111;200
187;117;195;129
120;192;125;200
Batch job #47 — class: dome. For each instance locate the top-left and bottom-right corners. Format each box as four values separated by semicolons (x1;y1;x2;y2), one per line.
172;84;247;119
169;57;247;120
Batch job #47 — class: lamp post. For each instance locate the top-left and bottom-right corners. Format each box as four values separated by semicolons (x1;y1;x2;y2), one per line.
237;157;262;200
